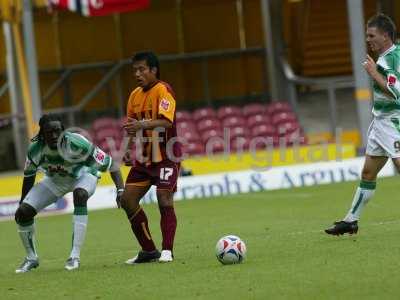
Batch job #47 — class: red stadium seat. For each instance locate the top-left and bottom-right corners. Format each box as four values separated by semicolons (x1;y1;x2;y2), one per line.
206;139;225;153
92;117;118;131
193;107;216;121
243;103;266;117
176;111;192;122
251;124;276;138
217;105;242;119
197;118;222;133
201;128;223;142
247;114;271;128
95;128;122;144
231;136;251;151
276;121;301;136
184;142;205;156
98;138;126;157
283;131;307;146
229;126;250;140
222;116;246;128
177;121;197;132
178;130;201;143
271;112;297;126
266;101;292;115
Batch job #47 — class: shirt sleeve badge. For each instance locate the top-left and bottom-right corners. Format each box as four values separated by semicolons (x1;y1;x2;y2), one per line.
388;74;397;86
160;99;170;111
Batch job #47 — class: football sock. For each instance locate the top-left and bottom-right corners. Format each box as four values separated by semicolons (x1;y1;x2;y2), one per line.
128;206;156;252
70;206;88;259
159;206;177;251
18;221;38;260
343;180;376;222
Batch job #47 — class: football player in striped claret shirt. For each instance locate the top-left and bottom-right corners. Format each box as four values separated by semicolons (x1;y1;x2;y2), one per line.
121;51;182;264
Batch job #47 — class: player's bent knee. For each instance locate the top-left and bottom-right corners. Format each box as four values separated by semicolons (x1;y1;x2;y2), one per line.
73;188;89;206
15;203;37;225
361;168;377;181
120;193;131;211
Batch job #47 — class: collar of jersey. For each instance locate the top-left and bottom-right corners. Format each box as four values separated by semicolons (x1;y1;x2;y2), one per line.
142;80;159;92
380;44;396;57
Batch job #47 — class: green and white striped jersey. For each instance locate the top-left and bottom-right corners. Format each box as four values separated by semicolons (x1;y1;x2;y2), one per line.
372;44;400;118
24;132;112;179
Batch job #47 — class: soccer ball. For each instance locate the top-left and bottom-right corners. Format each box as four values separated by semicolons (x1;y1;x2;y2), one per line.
215;235;246;265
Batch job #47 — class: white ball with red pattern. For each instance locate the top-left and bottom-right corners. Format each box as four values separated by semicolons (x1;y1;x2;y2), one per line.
215;235;247;265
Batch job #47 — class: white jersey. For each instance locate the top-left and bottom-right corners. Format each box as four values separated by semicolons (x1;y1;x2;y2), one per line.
372;44;400;118
366;44;400;158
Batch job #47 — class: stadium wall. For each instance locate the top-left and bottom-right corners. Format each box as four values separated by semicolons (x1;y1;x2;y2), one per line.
0;0;267;115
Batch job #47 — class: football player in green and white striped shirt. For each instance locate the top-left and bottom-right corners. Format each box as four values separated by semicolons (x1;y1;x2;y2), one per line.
326;14;400;235
15;114;124;273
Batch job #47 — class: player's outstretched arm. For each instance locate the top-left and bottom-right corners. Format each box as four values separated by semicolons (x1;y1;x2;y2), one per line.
20;175;36;204
109;160;124;208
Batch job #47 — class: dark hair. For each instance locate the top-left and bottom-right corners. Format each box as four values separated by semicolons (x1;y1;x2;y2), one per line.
31;114;64;142
131;51;160;79
367;13;397;42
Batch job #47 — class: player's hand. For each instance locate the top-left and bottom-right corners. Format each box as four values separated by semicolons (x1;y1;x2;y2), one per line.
362;55;378;77
116;188;124;208
123;118;143;135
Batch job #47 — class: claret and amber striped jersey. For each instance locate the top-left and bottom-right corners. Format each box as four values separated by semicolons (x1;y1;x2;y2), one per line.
126;81;181;163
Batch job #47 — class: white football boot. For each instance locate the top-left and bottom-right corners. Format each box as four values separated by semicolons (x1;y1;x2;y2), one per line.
158;250;173;263
15;258;39;273
65;257;80;271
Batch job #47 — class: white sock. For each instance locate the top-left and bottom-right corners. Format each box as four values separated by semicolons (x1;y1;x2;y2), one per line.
18;223;38;260
70;210;88;259
343;181;376;222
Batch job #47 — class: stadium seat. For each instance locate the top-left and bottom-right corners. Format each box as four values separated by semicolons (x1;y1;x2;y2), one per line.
192;107;216;121
178;129;201;143
229;126;250;140
222;116;246;128
92;117;118;131
252;137;278;149
98;138;126;157
176;111;192;123
250;124;276;138
266;101;292;115
177;121;197;132
201;128;224;143
94;128;122;145
197;118;222;133
243;103;266;117
283;131;307;146
231;136;251;151
276;121;301;136
217;105;242;119
247;114;271;128
271;112;297;126
183;142;205;156
206;139;225;153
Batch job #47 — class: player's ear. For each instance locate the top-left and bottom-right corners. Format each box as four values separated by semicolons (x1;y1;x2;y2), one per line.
150;67;158;76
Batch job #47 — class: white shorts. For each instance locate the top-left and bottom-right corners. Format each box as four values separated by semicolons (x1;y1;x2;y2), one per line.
23;173;98;212
366;117;400;158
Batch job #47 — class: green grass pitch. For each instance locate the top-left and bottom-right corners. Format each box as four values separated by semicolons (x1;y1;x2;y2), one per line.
2;177;400;299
